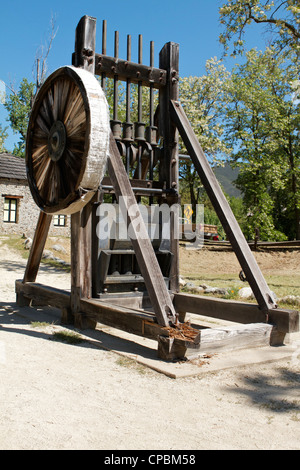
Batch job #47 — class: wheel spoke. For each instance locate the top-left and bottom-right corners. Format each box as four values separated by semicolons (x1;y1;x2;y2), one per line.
63;88;83;126
47;86;55;120
35;157;51;190
58;78;72;121
39;97;52;127
48;163;60;204
64;149;83;186
53;81;60;122
32;144;48;164
42;93;54;125
36;113;50;136
65;108;86;138
58;158;72;197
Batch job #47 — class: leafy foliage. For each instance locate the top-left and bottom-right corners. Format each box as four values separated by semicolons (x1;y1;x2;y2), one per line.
4;79;35;156
223;48;300;239
219;0;300;56
0;124;8;153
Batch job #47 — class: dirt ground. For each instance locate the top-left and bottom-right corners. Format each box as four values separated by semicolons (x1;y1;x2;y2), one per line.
0;238;299;450
179;244;300;277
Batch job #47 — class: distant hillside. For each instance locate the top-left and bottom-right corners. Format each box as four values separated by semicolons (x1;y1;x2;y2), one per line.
213;162;241;198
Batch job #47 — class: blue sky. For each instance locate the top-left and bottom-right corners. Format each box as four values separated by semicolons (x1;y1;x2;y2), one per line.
0;0;267;151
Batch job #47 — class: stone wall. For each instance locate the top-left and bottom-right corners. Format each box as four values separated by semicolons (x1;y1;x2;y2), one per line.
0;179;70;237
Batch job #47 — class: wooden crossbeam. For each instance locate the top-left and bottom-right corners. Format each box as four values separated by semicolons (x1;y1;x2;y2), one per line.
174;292;299;333
95;53;167;88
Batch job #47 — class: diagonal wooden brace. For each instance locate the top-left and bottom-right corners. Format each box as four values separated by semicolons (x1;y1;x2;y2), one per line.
170;99;277;315
108;132;177;327
23;211;52;284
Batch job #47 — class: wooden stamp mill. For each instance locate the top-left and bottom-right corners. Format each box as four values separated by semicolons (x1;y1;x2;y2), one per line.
16;16;299;360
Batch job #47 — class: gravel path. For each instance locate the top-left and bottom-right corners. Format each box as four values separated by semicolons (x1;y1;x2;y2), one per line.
0;240;299;450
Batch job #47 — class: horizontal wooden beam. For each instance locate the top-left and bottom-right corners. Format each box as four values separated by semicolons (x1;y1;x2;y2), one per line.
16;280;70;309
174;292;299;334
15;280;169;340
101;176;165;191
79;298;168;340
95;54;167;88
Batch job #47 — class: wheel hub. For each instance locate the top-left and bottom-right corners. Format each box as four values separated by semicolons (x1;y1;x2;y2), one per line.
48;121;66;162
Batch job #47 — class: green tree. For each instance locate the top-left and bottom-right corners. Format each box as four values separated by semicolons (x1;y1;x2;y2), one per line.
224;48;300;240
219;0;300;56
0;124;8;153
1;16;56;157
4;79;35;156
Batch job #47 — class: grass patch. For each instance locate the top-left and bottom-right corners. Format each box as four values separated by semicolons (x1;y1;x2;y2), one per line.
40;258;71;273
0;234;29;259
52;330;83;345
31;321;51;328
116;356;150;375
225;286;243;300
181;273;300;309
0;234;70;272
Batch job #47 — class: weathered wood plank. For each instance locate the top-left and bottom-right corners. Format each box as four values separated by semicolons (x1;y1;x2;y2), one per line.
95;54;167;88
157;323;277;361
70;211;81;315
173;292;299;333
15;280;70;309
79;298;168;339
170;99;277;313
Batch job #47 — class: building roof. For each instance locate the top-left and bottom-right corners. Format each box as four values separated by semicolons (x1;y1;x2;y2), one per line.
0;153;27;181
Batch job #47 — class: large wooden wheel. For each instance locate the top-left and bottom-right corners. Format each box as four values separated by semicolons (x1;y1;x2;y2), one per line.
26;66;110;214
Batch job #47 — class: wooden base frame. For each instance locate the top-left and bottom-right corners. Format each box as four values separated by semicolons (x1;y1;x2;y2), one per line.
15;275;298;361
15;15;299;362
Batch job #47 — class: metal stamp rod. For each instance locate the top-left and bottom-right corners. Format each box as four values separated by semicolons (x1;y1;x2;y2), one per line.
101;20;107;92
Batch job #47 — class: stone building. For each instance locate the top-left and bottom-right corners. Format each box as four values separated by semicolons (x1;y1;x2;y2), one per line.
0;153;70;237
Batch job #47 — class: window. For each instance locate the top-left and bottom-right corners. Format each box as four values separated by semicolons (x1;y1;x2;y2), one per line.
53;215;67;227
3;197;17;223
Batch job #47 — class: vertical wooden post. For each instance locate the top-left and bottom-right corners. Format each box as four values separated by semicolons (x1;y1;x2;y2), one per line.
70;16;97;327
72;15;97;74
159;42;180;292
